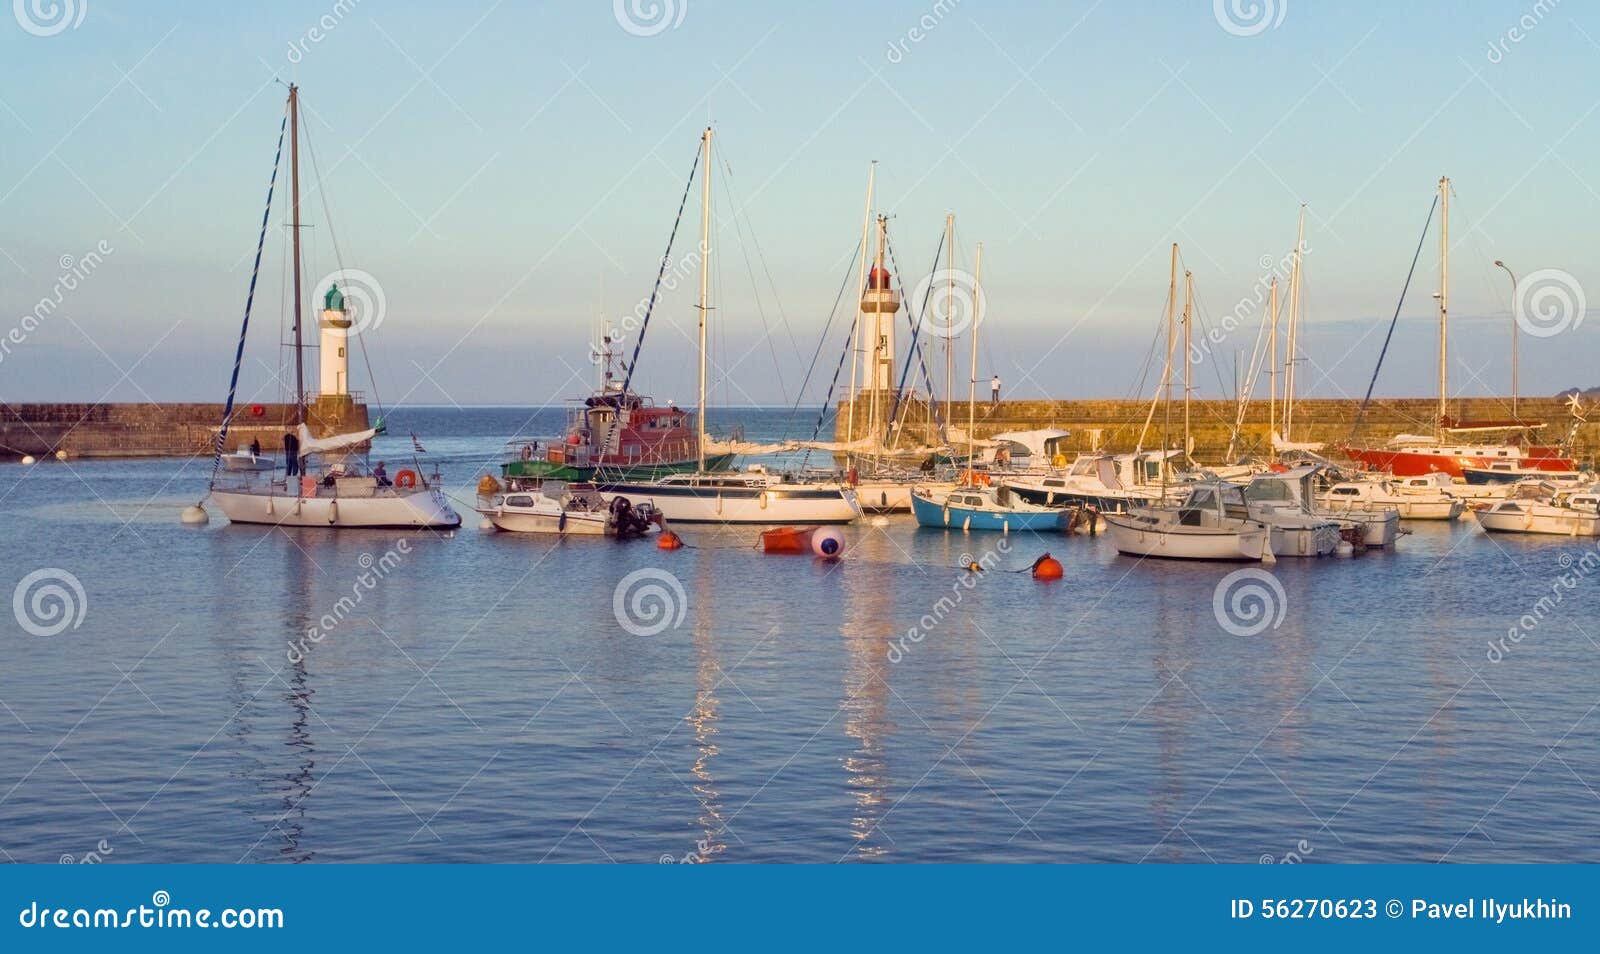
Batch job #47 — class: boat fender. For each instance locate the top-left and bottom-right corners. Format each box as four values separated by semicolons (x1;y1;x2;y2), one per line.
962;515;970;533
328;500;338;524
1031;553;1064;580
811;527;846;559
558;511;567;533
396;469;419;489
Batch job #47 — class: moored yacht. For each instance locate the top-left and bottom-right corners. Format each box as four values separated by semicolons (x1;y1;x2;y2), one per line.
1101;481;1273;562
1475;483;1600;537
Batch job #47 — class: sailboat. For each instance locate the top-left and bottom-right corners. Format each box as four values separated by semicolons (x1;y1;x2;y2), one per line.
1102;245;1274;561
598;128;860;525
207;85;460;530
1344;178;1575;477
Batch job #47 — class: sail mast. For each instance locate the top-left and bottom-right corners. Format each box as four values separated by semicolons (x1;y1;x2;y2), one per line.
1161;242;1177;500
943;213;955;428
1268;276;1278;447
1183;270;1193;463
289;84;306;425
968;242;982;467
1284;205;1304;443
1437;175;1449;429
696;126;712;473
846;162;874;445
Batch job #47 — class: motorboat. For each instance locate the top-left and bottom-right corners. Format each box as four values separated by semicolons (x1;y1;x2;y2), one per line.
1102;481;1273;561
1002;453;1164;513
601;469;861;525
1475;483;1600;537
478;481;662;536
1244;465;1399;548
1317;477;1465;521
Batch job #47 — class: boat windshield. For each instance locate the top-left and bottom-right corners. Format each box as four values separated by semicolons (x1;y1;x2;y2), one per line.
1243;479;1294;503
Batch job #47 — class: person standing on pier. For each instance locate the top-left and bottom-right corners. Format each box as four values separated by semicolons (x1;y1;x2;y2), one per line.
283;430;300;476
990;374;1001;407
249;437;261;458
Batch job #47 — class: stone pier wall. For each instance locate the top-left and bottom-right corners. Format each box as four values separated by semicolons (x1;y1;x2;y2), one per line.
837;395;1599;465
0;399;370;460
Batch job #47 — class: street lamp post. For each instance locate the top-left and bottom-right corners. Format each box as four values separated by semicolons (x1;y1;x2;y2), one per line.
1494;259;1518;420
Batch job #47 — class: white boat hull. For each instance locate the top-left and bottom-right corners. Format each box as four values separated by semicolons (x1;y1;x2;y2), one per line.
855;480;954;513
212;487;461;529
478;508;608;534
1267;524;1341;558
1102;515;1271;561
1476;508;1600;536
600;484;860;525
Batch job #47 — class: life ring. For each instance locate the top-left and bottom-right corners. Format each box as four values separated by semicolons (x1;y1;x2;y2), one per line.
395;469;419;489
249;404;265;418
520;444;534;461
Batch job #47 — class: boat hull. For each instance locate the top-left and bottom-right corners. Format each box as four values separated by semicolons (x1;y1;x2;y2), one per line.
909;492;1067;532
1267;524;1342;558
1475;508;1600;536
1345;446;1574;478
212;487;461;529
854;480;955;513
476;507;609;535
1101;514;1270;561
1005;483;1153;513
599;483;860;525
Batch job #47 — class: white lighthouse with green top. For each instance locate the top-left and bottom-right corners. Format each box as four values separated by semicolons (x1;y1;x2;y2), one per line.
319;282;350;398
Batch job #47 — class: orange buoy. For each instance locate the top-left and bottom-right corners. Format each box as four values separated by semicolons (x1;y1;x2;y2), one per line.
760;525;816;554
1031;553;1064;580
657;530;684;550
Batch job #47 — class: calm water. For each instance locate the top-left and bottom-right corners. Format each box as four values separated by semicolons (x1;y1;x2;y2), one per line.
2;407;1598;864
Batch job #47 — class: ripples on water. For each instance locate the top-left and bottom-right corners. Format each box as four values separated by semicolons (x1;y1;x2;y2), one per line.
1;408;1597;863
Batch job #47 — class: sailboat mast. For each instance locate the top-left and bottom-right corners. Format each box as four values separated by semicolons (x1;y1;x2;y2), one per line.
943;213;955;427
1268;275;1278;446
968;242;982;466
1284;205;1304;443
696;126;712;473
1183;270;1193;462
289;84;305;425
1437;175;1449;428
846;161;874;445
1162;243;1177;499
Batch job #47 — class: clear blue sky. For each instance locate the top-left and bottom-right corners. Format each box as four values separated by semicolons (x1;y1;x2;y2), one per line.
2;0;1596;408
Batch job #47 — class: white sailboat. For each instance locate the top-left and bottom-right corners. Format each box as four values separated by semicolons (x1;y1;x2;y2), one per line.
207;85;460;530
599;128;860;525
1103;246;1274;561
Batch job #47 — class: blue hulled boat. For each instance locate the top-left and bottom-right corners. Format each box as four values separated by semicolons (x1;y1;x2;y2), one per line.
910;485;1070;532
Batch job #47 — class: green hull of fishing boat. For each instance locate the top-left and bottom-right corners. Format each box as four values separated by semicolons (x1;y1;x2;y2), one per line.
501;453;736;483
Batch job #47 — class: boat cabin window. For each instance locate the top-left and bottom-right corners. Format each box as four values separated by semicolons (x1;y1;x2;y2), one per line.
505;495;535;507
1243;480;1294;503
1331;486;1360;496
1044;478;1065;488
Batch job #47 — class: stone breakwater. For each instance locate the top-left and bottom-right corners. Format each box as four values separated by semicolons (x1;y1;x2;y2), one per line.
0;399;369;460
836;396;1599;465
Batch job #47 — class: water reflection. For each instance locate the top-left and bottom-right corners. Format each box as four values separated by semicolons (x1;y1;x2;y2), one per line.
840;530;898;858
685;557;725;862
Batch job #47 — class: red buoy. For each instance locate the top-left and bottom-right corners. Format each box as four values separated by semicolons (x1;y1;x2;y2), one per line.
657;530;684;550
1031;553;1063;580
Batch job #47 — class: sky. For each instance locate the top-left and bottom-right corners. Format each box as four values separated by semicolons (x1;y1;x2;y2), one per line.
1;0;1597;410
